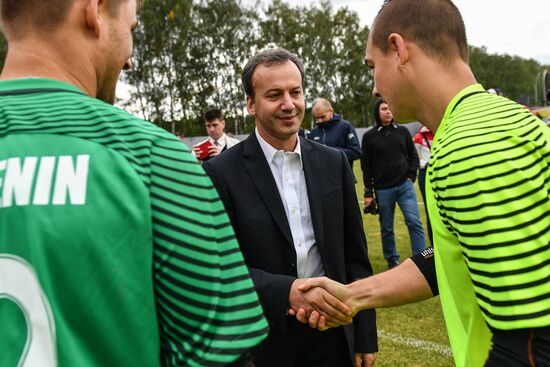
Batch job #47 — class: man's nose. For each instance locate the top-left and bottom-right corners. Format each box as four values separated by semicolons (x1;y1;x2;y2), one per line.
123;58;133;71
280;92;295;110
372;86;381;98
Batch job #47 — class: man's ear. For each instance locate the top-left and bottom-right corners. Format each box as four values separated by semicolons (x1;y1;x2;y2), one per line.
388;33;409;70
246;95;256;116
85;0;101;38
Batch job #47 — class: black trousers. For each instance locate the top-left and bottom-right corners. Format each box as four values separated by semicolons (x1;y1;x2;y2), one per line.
485;327;550;366
249;320;351;367
294;326;350;367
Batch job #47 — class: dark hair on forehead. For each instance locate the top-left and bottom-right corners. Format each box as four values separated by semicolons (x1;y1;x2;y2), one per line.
204;108;224;122
371;0;468;63
241;48;305;98
0;0;143;38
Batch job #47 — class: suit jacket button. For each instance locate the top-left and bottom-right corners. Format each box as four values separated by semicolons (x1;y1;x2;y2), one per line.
290;263;296;272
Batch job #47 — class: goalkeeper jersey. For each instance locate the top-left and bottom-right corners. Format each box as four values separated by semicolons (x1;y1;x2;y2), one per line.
427;84;550;367
0;78;268;367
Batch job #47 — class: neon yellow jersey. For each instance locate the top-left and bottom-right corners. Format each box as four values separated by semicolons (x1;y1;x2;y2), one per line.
426;84;550;367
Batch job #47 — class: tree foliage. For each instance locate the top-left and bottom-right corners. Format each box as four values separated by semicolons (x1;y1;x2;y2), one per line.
258;0;372;128
123;0;375;134
0;1;546;133
123;0;548;135
469;46;542;105
123;0;258;135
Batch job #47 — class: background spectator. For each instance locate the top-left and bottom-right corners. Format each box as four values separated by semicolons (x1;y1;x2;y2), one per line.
193;107;240;162
361;99;425;269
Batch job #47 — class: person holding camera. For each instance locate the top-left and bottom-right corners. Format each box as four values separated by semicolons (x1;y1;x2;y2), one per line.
361;99;425;269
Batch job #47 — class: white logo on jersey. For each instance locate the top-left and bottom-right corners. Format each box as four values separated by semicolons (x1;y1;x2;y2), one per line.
0;155;90;208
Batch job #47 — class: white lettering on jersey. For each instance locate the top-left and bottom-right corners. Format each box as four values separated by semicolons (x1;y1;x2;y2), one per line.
0;155;90;208
33;157;56;205
52;155;89;205
2;157;38;207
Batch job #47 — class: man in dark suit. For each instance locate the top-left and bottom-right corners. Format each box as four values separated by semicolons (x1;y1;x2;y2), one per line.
203;48;377;367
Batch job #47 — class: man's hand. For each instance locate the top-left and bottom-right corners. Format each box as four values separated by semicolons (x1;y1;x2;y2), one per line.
289;277;360;330
207;144;221;157
364;196;374;207
355;353;376;367
299;276;359;316
288;279;352;329
192;143;220;160
192;145;203;157
296;277;359;331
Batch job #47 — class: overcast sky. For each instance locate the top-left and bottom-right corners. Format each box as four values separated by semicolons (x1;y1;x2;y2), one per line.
259;0;550;64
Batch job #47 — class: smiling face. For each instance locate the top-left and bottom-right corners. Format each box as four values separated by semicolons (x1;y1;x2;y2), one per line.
246;60;305;150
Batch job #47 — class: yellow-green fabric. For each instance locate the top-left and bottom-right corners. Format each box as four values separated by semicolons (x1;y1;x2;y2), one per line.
426;84;550;367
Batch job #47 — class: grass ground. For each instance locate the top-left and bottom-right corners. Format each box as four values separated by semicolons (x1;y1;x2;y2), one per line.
352;164;454;366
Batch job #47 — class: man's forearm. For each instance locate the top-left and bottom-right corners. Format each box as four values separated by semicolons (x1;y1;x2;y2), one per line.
347;258;434;310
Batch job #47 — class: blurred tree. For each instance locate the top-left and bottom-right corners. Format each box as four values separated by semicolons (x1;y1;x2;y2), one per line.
123;0;193;134
124;0;257;136
122;0;548;135
469;46;543;105
258;0;374;127
185;0;259;135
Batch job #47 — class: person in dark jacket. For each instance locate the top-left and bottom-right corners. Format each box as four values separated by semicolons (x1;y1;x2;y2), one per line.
309;98;361;170
361;99;426;269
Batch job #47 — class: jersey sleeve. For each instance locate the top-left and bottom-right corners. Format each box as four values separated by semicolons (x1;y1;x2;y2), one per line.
430;125;550;330
148;136;268;366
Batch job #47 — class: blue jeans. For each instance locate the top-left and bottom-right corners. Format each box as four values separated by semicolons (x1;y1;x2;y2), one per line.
376;179;426;262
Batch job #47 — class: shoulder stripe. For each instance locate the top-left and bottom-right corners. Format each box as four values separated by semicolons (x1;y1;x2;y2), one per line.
151;192;226;216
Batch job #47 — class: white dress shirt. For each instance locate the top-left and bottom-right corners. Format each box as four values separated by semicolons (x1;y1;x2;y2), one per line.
208;133;240;150
208;133;228;150
256;129;325;278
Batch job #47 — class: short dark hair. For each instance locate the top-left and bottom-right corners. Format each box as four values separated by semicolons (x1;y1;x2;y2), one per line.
0;0;143;38
0;0;74;36
204;108;224;122
371;0;468;63
241;48;305;98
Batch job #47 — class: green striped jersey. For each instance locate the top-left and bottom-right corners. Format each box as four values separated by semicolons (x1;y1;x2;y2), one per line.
426;84;550;367
0;78;268;367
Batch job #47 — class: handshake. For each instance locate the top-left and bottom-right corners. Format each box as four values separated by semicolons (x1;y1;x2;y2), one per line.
287;277;360;331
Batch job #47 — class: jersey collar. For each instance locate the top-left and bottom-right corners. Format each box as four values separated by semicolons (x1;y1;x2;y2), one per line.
0;77;86;95
434;83;485;143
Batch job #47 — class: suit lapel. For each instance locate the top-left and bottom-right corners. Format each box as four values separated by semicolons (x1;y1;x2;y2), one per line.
301;139;325;255
242;134;295;248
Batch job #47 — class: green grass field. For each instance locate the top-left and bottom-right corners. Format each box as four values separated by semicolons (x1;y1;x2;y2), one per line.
352;165;454;366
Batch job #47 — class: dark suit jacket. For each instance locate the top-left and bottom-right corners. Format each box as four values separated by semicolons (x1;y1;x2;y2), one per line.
203;133;377;366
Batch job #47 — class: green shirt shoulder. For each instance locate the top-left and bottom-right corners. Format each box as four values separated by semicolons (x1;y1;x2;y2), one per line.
0;78;267;367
